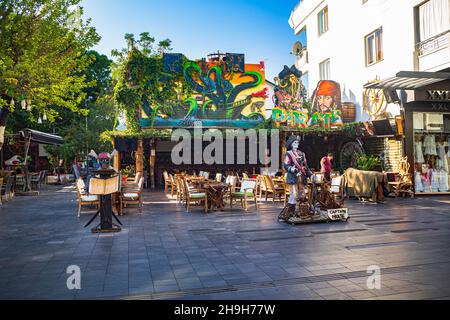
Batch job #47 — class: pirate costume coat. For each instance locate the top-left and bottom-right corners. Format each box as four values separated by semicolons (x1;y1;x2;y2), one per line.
279;136;312;221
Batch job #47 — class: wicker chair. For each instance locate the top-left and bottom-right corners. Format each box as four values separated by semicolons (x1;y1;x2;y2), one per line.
230;178;258;212
76;178;100;218
182;179;208;213
163;171;173;194
119;177;144;215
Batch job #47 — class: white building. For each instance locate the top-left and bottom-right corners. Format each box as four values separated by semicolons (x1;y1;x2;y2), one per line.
289;0;450;122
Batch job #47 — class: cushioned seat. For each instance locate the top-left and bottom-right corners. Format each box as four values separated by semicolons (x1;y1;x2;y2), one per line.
123;193;139;199
231;191;254;197
80;195;98;202
190;193;206;199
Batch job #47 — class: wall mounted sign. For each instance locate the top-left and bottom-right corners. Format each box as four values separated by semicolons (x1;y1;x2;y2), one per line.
272;79;344;128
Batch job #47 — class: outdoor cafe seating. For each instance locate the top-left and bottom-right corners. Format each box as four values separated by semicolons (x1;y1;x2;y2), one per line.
229;178;259;212
76;178;100;218
119;176;144;215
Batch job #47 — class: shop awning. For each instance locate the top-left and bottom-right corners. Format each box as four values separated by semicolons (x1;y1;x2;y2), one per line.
363;71;450;90
19;129;64;146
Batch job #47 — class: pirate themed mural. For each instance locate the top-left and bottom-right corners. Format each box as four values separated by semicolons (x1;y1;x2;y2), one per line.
140;52;268;129
308;80;343;128
272;77;344;129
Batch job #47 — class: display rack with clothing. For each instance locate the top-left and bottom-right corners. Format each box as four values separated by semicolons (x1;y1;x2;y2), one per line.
423;135;438;156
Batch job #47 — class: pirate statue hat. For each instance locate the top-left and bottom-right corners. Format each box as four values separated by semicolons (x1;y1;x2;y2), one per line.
286;135;301;151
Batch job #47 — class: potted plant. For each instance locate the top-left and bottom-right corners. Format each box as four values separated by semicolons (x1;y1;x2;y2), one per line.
121;164;136;183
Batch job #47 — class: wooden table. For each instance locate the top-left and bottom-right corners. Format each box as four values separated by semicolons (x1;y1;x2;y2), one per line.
191;180;229;212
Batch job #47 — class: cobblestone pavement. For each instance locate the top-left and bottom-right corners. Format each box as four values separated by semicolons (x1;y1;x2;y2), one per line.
1;185;450;300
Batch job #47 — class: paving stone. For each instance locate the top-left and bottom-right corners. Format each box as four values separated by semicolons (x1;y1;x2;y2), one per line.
1;187;450;300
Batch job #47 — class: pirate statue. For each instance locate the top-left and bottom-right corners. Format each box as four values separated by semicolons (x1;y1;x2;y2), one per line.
279;135;312;221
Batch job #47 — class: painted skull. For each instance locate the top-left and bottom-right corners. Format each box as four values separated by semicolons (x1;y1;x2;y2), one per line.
98;153;110;170
291;140;299;151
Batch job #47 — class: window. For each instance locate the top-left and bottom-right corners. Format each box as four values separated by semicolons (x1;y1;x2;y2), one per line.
365;27;383;66
319;59;330;80
300;72;309;96
417;0;449;42
318;6;329;36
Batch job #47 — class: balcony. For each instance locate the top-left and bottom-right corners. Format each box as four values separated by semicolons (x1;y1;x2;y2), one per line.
295;48;309;70
415;29;450;71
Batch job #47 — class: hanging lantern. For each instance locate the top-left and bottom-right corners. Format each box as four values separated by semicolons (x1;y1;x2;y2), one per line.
38;114;42;124
21;99;27;110
43;111;47;121
10;98;15;107
26;99;32;111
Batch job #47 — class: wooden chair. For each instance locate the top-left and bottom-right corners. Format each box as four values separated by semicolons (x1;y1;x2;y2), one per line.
31;171;44;190
215;173;223;183
15;175;26;192
182;179;208;213
223;175;238;203
119;177;144;215
258;175;268;201
265;176;285;203
1;175;15;202
330;175;346;204
230;178;258;212
388;157;414;198
163;171;173;194
76;178;100;218
169;174;178;198
174;175;186;203
0;177;3;205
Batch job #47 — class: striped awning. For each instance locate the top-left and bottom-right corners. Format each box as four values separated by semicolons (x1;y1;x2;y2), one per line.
364;71;450;90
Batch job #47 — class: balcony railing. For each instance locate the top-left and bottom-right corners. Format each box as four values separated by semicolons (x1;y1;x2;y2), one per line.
295;48;309;69
416;29;450;57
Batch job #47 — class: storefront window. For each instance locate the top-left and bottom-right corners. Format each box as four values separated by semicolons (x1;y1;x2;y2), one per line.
413;112;450;193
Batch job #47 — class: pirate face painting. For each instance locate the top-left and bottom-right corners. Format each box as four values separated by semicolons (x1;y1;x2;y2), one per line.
317;95;334;113
291;140;299;151
312;80;341;114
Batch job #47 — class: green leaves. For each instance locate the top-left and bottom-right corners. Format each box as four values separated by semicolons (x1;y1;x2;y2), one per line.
0;0;100;116
354;153;382;171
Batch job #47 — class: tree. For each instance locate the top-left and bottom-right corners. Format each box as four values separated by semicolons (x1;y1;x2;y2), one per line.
110;33;192;133
0;0;100;150
42;50;116;171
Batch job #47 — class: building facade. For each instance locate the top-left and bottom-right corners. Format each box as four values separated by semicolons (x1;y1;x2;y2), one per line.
289;0;450;122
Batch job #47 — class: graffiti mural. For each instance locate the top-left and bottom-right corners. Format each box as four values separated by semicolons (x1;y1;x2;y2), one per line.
140;52;267;129
271;74;344;129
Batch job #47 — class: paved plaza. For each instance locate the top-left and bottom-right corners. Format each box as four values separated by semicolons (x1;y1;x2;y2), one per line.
1;185;450;300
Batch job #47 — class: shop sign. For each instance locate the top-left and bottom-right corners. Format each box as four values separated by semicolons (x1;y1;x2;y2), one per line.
431;103;450;111
327;208;349;221
426;90;450;101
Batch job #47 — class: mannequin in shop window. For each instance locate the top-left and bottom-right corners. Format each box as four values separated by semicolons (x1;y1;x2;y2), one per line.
279;136;312;221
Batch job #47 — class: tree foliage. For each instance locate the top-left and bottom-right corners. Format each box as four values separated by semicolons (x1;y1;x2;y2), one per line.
110;33;190;133
0;0;100;148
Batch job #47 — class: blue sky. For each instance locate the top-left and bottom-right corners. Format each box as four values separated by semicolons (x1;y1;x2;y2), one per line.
81;0;304;81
